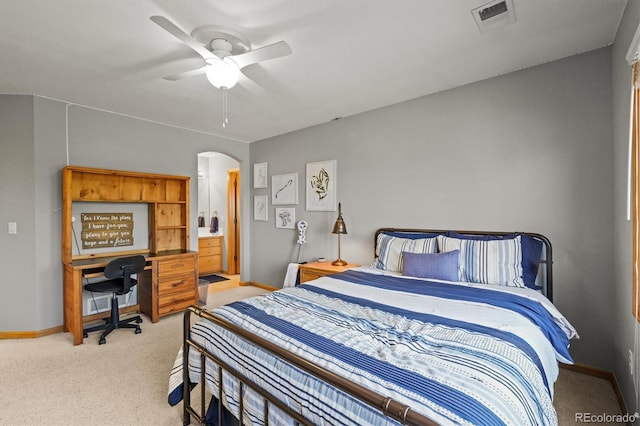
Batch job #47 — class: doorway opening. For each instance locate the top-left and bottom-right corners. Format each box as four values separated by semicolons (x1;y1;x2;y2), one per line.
197;152;240;279
227;168;240;274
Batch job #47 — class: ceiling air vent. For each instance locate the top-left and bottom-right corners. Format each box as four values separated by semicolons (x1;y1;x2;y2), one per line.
472;0;516;34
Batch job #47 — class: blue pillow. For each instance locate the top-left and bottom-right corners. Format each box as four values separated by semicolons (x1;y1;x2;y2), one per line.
402;250;460;281
446;232;543;289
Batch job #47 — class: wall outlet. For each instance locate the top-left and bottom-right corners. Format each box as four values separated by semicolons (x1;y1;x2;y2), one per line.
629;349;635;376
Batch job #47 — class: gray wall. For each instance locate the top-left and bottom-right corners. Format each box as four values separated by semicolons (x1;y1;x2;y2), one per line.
251;48;614;371
612;0;640;415
0;96;251;333
1;96;37;331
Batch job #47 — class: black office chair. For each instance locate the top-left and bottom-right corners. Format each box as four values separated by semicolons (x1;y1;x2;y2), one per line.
83;255;146;345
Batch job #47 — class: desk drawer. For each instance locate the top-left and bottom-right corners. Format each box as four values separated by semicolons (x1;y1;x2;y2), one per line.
158;291;196;316
158;256;195;277
158;273;195;294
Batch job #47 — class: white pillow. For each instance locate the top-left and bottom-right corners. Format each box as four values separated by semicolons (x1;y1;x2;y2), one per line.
373;234;438;273
437;235;525;287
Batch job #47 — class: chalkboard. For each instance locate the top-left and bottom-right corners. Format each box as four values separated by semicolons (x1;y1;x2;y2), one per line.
81;213;134;249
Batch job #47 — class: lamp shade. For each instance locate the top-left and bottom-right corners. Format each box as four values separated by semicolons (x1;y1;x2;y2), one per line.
332;203;347;234
205;58;240;89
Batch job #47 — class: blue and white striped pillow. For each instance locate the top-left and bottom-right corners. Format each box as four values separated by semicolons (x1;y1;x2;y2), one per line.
373;234;438;273
437;235;525;287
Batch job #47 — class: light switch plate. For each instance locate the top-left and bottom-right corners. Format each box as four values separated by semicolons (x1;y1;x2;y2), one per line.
8;222;17;234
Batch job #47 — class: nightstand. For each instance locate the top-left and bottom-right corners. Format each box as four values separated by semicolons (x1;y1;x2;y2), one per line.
298;261;358;284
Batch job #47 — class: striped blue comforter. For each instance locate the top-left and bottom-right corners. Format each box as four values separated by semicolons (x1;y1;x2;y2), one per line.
168;267;577;425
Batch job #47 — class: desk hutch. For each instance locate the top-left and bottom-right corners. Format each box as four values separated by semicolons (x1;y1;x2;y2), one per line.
62;166;198;345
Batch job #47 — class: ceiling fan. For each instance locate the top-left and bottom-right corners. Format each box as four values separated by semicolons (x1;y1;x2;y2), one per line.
150;15;292;90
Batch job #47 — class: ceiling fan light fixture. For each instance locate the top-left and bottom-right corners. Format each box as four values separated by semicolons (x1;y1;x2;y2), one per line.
205;58;240;89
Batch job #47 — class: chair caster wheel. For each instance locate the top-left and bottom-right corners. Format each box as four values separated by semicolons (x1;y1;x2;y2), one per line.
136;318;143;324
99;338;106;345
83;332;88;338
135;327;142;334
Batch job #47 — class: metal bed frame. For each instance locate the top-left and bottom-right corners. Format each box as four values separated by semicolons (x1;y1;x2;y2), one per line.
182;306;438;425
181;228;553;425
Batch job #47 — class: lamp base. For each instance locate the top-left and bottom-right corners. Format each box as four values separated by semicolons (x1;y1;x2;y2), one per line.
331;259;347;266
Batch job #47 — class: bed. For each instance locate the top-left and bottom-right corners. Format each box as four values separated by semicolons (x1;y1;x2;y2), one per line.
168;228;578;425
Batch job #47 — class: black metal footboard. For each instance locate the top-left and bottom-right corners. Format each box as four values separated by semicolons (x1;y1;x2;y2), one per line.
182;305;437;426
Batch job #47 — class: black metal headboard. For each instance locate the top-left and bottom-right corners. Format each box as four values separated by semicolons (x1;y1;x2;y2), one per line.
374;228;553;301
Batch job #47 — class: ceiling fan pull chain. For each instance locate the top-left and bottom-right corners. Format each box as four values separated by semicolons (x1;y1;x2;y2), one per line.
222;87;228;128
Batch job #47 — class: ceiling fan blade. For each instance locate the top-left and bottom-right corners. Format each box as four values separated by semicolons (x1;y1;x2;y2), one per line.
150;15;217;62
230;41;292;69
237;74;266;96
163;65;207;81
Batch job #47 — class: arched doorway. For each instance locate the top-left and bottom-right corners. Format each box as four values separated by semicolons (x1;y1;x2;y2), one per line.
197;152;240;276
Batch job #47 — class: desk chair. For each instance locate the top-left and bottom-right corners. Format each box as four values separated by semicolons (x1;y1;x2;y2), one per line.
83;255;145;345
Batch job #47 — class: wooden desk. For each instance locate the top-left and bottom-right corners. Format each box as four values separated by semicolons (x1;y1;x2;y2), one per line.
63;250;198;345
61;166;195;345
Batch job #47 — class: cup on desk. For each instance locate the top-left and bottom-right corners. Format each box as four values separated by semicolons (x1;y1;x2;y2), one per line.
318;257;326;262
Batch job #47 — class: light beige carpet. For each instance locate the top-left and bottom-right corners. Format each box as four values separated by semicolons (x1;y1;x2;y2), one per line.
0;286;267;426
0;285;624;425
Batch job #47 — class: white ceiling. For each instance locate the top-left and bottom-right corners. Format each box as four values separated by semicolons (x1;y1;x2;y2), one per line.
0;0;628;143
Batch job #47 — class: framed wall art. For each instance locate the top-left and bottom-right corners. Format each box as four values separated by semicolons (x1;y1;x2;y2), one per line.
253;162;268;189
275;207;295;229
306;160;337;211
254;195;268;221
272;173;298;205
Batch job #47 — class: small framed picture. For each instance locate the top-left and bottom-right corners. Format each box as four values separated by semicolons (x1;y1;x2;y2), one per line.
254;195;268;221
306;160;337;211
272;173;298;205
253;162;268;189
275;207;295;229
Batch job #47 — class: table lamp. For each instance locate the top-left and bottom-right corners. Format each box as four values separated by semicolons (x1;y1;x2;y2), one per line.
331;202;348;266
